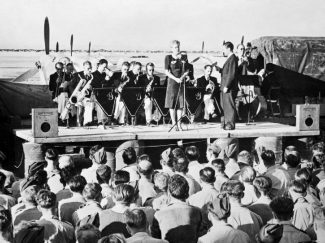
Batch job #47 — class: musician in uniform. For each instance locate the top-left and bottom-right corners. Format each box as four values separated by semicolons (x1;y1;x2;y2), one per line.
164;40;190;131
139;62;160;125
91;59;113;129
196;64;219;123
70;61;93;127
49;62;74;124
126;62;142;87
49;62;64;101
215;41;239;130
111;61;130;125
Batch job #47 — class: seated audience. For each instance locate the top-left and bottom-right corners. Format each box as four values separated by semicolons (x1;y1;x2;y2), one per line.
58;175;87;225
58;155;75;170
211;159;228;192
288;180;314;233
12;185;42;226
198;194;251;243
75;224;101;243
188;167;219;233
239;166;259;206
249;176;273;224
221;180;262;243
205;142;221;166
56;164;79;202
45;148;64;193
188;167;219;209
14;220;44;243
295;167;322;208
185;146;204;184
137;160;157;205
121;147;140;182
36;189;75;242
157;148;175;177
314;207;325;241
0;151;15;190
73;182;103;226
98;233;126;243
231;150;253;180
97;165;114;209
0;171;16;209
113;170;130;187
81;145;111;183
0;207;12;243
262;150;291;198
150;172;170;210
99;184;135;237
284;152;301;180
173;156;201;196
268;196;311;243
124;209;168;243
151;174;202;243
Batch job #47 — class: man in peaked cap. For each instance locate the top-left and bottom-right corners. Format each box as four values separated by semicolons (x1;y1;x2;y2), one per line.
198;194;251;243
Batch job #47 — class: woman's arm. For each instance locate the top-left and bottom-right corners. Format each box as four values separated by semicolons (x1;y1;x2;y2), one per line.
165;70;181;83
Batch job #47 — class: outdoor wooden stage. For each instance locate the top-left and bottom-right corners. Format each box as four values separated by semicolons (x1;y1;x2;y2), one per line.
13;121;320;144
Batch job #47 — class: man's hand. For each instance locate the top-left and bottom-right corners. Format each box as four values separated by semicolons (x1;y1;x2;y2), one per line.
223;87;228;93
215;66;222;72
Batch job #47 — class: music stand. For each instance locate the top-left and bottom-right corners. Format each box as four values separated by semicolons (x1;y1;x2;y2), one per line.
121;87;145;126
152;87;169;125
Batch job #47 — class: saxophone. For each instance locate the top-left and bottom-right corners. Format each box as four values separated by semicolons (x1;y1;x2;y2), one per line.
116;75;130;94
60;73;93;120
145;76;155;98
205;79;215;94
76;73;93;103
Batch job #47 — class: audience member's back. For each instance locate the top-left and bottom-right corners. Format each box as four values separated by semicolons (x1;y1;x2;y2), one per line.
151;174;202;243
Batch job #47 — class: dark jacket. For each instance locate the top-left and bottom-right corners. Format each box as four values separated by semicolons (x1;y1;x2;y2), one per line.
220;54;239;91
91;70;113;88
49;72;64;99
196;75;219;97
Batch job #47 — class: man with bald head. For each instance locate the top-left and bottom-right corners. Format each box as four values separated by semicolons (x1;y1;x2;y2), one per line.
137;160;157;206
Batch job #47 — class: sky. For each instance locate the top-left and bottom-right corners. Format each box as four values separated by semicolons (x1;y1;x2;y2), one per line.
1;0;325;51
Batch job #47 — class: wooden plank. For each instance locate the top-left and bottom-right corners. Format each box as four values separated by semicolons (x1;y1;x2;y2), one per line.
13;122;320;144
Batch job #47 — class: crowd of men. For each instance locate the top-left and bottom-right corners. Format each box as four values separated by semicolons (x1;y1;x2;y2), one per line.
49;42;264;130
0;139;325;242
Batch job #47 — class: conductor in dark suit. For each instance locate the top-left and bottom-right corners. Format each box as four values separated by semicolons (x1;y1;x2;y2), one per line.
216;42;239;130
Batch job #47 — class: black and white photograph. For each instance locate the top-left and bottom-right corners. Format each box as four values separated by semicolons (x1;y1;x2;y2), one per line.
0;0;325;242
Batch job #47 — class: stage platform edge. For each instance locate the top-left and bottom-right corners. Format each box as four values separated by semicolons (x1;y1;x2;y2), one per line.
13;122;320;144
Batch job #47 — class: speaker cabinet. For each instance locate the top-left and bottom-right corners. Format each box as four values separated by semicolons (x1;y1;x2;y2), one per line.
32;108;58;138
296;104;320;131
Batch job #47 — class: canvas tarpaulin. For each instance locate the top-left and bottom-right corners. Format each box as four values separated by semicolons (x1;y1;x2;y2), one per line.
0;80;56;118
251;37;325;98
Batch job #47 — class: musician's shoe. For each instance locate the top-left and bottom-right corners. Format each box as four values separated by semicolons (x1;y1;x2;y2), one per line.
146;122;151;127
202;119;208;124
224;123;235;130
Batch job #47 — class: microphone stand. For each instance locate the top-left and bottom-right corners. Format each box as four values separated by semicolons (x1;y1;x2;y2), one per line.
168;61;191;132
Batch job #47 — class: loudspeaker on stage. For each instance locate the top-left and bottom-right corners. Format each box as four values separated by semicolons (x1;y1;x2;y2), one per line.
296;104;320;131
32;108;58;138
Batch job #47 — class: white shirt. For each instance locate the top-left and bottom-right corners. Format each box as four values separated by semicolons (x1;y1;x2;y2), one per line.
188;183;219;209
122;164;140;182
198;222;251;243
81;163;101;183
187;160;204;184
